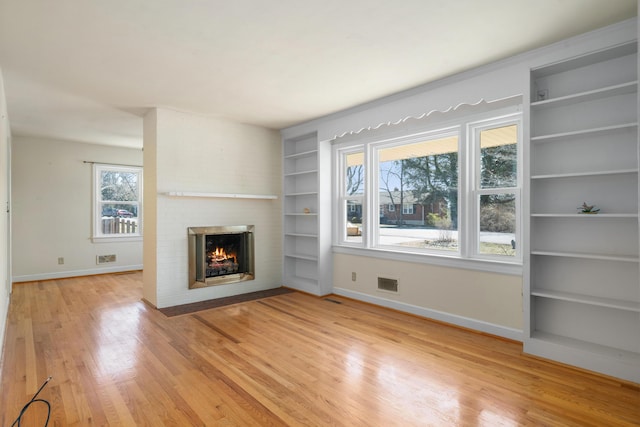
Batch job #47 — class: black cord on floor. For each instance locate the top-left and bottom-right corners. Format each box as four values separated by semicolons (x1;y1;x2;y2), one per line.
10;376;52;427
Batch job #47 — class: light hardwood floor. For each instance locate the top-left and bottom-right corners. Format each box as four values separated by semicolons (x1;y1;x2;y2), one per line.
1;272;638;426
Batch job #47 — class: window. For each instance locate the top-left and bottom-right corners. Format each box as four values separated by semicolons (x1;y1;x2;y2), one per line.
334;107;521;265
376;131;459;252
472;120;519;258
340;150;364;244
93;164;143;241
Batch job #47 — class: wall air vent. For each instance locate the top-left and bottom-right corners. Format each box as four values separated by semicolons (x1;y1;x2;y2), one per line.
378;277;398;292
97;254;116;264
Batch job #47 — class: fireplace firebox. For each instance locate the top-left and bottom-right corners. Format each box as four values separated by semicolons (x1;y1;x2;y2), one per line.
188;225;255;288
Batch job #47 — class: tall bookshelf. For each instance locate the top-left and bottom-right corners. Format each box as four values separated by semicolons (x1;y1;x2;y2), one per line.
526;42;640;382
282;132;332;295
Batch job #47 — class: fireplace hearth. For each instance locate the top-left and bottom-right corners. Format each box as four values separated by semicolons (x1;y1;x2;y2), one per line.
188;225;255;288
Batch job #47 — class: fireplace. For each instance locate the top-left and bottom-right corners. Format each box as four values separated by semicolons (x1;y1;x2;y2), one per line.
188;225;255;288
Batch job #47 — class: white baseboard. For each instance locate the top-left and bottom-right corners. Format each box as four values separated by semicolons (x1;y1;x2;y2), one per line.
333;287;523;342
12;265;143;283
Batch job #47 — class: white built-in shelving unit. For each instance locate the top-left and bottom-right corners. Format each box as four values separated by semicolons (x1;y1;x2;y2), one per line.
526;41;640;382
282;132;332;295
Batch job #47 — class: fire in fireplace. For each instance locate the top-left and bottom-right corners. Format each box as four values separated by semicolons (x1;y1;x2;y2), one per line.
188;225;255;288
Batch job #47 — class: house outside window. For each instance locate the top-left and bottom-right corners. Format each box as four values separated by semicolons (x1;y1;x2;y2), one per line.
333;106;521;265
93;164;143;241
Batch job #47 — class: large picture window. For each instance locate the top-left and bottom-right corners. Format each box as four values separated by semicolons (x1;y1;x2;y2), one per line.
334;108;521;266
93;164;143;241
376;131;459;252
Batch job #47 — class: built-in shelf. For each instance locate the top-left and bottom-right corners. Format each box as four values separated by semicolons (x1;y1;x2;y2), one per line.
284;169;317;177
530;122;638;143
164;191;277;200
531;168;638;180
284;149;318;159
284;253;318;262
531;81;637;110
531;250;639;263
285;232;318;238
284;191;318;197
529;332;640;362
531;289;640;312
531;213;638;218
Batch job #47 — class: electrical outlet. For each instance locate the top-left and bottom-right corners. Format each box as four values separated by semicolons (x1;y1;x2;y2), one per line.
57;257;64;265
352;272;356;281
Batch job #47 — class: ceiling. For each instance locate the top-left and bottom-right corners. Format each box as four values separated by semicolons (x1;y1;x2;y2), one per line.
0;1;636;149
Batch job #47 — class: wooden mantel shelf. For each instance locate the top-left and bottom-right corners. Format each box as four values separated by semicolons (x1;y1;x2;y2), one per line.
164;191;278;200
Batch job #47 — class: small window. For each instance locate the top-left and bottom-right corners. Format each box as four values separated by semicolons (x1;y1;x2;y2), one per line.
402;203;414;215
93;164;143;241
339;150;364;244
473;121;519;258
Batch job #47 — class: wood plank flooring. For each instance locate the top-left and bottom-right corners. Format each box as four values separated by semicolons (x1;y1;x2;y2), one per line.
1;272;638;426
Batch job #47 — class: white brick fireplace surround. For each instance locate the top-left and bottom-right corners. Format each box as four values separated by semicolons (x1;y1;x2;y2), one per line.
143;108;283;309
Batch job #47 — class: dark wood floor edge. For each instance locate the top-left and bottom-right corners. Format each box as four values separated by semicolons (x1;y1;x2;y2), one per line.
159;287;295;317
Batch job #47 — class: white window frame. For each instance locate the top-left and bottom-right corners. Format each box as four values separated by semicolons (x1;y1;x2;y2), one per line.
92;164;143;243
402;203;414;215
467;115;522;261
332;105;522;273
336;147;365;246
387;203;395;212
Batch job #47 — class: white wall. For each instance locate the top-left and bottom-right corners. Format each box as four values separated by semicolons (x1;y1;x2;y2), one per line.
11;137;143;281
334;254;523;339
143;108;282;308
0;68;10;367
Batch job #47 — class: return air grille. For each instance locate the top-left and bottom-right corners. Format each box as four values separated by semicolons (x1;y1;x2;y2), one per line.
378;277;398;292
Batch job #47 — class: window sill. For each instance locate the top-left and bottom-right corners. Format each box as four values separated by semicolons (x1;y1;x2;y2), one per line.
92;235;143;244
332;245;523;276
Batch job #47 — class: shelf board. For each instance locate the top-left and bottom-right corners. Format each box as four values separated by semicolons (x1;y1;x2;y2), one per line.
284;191;318;197
531;213;638;218
530;42;638;78
284;212;317;216
164;191;277;200
529;331;640;361
284;169;317;177
284;253;318;262
283;275;318;288
532;288;640;312
284;233;318;238
531;168;638;180
531;81;637;110
530;122;638;143
531;250;639;263
284;149;318;160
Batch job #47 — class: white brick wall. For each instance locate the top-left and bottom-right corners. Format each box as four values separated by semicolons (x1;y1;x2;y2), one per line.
146;108;282;308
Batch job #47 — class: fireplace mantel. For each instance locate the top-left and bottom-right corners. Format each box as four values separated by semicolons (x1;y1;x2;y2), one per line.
164;191;277;200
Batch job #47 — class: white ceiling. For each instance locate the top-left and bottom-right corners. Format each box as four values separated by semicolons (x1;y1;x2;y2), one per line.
0;0;636;149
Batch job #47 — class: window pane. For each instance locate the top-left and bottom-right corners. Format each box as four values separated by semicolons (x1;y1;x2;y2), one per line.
101;171;139;201
345;152;364;196
479;194;516;257
377;135;459;251
345;200;362;243
480;124;517;189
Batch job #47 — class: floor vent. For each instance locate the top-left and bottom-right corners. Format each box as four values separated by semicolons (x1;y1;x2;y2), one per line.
97;254;116;264
378;277;398;292
324;298;342;304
